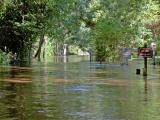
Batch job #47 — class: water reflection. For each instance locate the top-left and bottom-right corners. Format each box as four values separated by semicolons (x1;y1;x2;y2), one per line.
0;57;160;120
0;65;33;120
10;66;20;78
144;76;148;95
0;83;29;120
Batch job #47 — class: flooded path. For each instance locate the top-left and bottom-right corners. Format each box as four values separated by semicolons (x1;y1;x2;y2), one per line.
0;56;160;120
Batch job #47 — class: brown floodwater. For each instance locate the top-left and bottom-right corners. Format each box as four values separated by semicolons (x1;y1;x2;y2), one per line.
0;56;160;120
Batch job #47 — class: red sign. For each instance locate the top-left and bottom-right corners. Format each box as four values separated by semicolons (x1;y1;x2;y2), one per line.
138;48;153;58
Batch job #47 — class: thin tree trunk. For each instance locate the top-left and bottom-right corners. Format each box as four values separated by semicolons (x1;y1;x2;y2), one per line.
34;33;45;61
56;43;59;56
54;43;59;56
63;32;69;56
43;47;45;59
28;44;32;64
63;44;68;56
43;37;47;59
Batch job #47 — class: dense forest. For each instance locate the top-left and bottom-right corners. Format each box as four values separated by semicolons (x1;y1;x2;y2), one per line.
0;0;159;64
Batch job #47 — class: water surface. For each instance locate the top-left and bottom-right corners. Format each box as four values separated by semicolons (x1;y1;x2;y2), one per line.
0;56;160;120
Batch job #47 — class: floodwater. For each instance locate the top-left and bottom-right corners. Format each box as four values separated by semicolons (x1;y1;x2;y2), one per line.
0;56;160;120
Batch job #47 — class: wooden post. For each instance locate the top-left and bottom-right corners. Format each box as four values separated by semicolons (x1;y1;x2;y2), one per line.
138;43;152;76
136;69;140;75
88;48;92;62
143;43;147;76
143;57;147;76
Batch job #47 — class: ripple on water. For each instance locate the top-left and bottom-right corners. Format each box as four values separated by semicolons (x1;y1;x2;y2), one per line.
64;85;91;92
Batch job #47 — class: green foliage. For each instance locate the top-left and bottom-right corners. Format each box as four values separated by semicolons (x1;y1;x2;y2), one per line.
0;50;9;64
0;0;159;61
94;19;126;62
46;41;54;56
92;0;159;62
0;0;50;59
69;45;79;55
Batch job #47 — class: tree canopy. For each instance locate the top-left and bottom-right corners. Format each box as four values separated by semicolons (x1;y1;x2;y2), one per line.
0;0;159;62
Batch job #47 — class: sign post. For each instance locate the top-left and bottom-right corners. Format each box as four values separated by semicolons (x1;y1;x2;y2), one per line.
138;44;152;76
144;55;147;76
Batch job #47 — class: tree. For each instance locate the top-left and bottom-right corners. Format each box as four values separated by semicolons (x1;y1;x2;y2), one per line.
94;19;126;62
0;0;50;61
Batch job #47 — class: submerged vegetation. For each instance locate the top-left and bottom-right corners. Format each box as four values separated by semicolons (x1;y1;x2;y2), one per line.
0;0;159;64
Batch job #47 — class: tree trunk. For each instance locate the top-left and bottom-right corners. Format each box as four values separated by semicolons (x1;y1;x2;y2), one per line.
43;37;47;59
34;33;45;61
63;44;68;56
28;44;32;64
54;43;59;56
63;32;69;56
56;43;59;56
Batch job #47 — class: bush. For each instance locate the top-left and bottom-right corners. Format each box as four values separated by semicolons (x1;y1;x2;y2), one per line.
0;50;10;65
